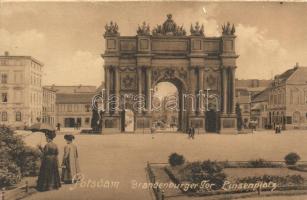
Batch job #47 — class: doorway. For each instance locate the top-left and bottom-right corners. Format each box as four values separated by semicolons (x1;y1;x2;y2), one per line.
205;110;219;132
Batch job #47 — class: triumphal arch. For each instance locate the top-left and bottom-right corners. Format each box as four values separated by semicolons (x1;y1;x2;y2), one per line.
101;14;238;134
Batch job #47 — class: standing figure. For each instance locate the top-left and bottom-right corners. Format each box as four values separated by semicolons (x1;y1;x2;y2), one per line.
191;127;195;139
36;131;61;192
188;127;192;139
56;123;61;131
61;134;80;184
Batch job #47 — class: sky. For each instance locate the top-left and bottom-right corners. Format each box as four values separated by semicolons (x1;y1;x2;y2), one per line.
1;2;307;87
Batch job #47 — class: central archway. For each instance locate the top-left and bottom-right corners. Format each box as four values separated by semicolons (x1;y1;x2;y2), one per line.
151;76;188;132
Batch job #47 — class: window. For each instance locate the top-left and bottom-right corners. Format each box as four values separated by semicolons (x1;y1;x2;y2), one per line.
1;93;8;103
1;73;8;84
286;116;292;124
67;104;72;112
85;105;90;112
16;112;22;121
85;118;90;124
2;112;7;121
293;111;301;124
291;88;300;104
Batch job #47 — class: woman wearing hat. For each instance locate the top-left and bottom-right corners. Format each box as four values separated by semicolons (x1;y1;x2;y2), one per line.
61;134;80;184
36;131;61;191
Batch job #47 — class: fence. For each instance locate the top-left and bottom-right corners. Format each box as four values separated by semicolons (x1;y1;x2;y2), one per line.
147;162;165;200
1;181;29;200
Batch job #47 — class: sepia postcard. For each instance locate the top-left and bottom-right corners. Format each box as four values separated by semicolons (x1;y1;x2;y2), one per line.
1;1;307;200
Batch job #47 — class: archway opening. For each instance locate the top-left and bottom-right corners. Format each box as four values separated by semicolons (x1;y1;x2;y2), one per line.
123;109;135;132
152;82;180;132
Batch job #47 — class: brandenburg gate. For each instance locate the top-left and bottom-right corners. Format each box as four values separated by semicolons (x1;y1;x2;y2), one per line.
101;14;238;134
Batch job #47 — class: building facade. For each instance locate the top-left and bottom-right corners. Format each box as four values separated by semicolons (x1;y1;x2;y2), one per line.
0;52;43;129
250;88;270;129
268;64;307;130
102;15;238;134
235;79;271;128
45;85;96;129
42;87;56;126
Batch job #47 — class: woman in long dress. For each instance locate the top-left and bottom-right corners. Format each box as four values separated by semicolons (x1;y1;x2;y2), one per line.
36;131;61;191
61;134;80;184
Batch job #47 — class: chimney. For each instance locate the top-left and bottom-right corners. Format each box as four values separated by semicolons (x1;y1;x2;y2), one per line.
294;62;299;69
4;51;9;56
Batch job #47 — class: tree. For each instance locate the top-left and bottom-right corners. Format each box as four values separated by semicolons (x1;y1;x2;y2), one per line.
284;152;301;165
235;103;243;131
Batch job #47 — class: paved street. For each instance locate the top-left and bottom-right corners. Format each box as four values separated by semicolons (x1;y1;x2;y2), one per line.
22;130;307;200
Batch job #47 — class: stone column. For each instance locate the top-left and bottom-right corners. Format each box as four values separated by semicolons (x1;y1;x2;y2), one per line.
146;67;152;113
189;67;196;115
115;66;120;114
231;68;236;114
137;67;143;114
105;65;110;114
199;67;204;114
222;67;228;114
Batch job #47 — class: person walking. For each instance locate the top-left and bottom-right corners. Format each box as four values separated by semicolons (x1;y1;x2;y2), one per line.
36;131;61;192
56;123;61;131
61;134;81;184
191;126;195;139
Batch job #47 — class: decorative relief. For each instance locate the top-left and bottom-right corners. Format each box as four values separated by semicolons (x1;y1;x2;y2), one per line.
152;67;187;83
152;14;186;36
120;72;137;90
137;22;150;36
104;21;119;37
221;22;235;36
190;22;204;36
204;70;220;91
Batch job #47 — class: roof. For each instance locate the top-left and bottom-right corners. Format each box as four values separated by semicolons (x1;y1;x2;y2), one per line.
287;67;307;84
44;85;97;94
236;88;249;96
236;79;272;88
274;67;298;84
43;86;57;93
0;53;43;66
56;93;95;104
251;87;271;103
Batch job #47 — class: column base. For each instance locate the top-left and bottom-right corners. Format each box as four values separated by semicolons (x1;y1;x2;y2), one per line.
101;115;121;134
188;115;206;133
220;114;238;134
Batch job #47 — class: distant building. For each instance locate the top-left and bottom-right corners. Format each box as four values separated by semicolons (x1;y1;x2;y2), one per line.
268;64;307;130
42;87;56;126
235;88;250;128
235;79;272;128
251;87;270;129
45;85;96;129
0;51;43;128
236;79;272;96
